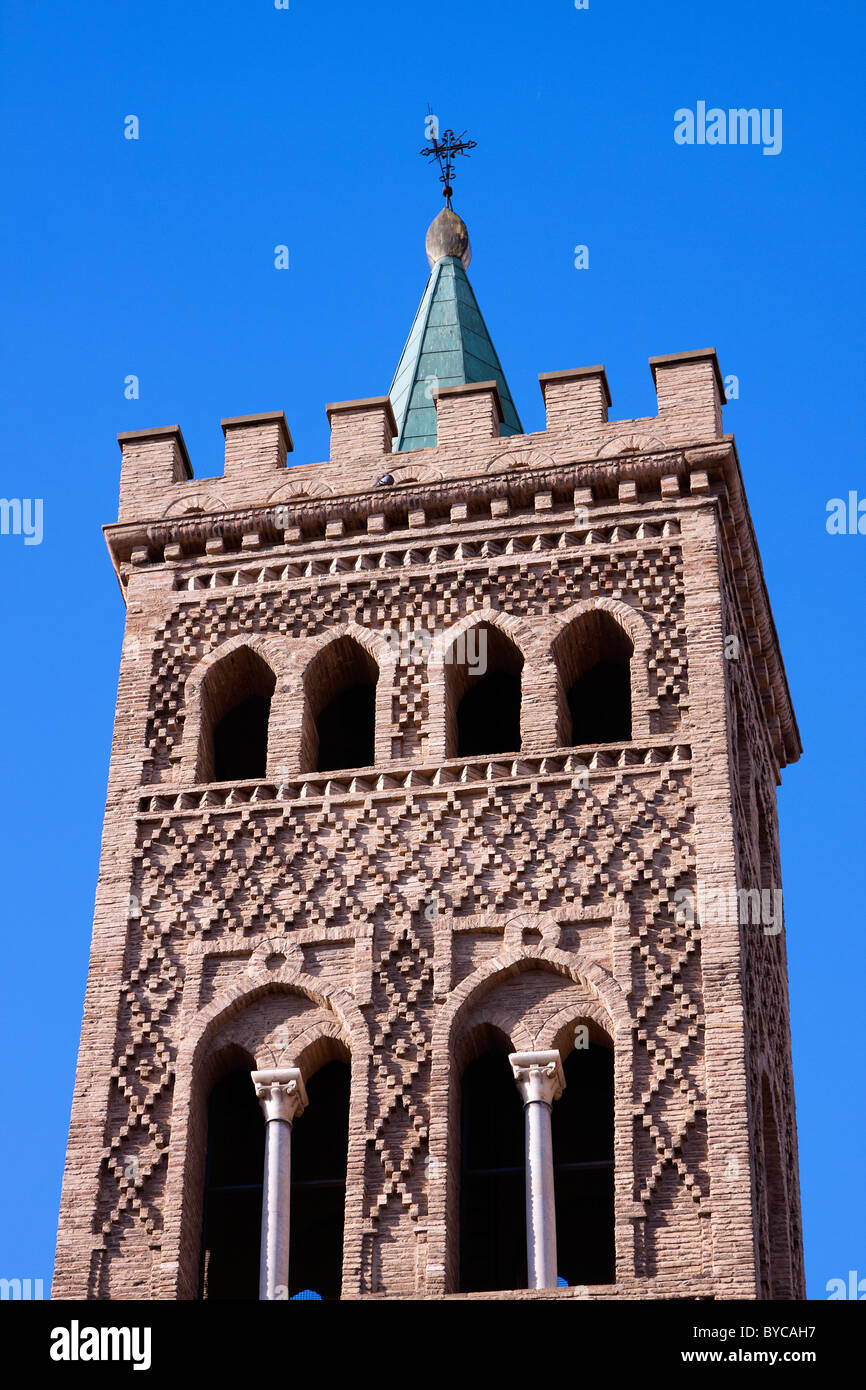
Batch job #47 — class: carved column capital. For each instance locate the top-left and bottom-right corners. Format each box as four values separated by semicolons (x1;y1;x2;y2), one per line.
509;1051;565;1108
251;1067;308;1125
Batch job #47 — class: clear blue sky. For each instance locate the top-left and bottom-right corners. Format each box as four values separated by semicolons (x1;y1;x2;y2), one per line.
1;0;863;1300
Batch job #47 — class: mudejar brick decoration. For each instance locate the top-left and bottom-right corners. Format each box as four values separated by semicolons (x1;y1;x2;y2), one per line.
54;207;804;1301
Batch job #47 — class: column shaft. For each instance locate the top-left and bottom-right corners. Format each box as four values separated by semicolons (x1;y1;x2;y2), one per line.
510;1050;565;1291
251;1067;308;1301
524;1095;558;1288
259;1116;293;1300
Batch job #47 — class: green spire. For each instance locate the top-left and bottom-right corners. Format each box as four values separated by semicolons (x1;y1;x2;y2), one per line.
389;208;523;452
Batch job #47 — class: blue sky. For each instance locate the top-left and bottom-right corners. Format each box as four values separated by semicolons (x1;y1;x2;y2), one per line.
0;0;863;1299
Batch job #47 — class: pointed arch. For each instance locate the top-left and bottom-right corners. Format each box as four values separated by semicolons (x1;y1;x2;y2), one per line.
180;635;285;784
550;599;652;745
425;948;632;1293
295;623;395;773
428;608;536;760
162;973;370;1301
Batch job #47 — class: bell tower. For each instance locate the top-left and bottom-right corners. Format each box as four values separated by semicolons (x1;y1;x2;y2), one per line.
54;201;804;1301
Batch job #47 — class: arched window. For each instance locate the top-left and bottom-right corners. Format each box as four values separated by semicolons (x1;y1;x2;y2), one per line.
199;1062;264;1300
199;1052;351;1302
446;622;523;758
199;647;276;783
553;610;633;745
458;1030;526;1293
303;636;378;773
289;1057;351;1300
552;1039;616;1286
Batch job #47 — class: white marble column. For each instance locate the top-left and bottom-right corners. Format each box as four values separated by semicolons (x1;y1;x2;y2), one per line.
251;1067;308;1301
509;1050;565;1290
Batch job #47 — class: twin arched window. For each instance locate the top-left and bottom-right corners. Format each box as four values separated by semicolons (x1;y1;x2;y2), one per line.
199;1028;615;1299
193;609;638;784
200;1053;351;1301
458;1029;615;1293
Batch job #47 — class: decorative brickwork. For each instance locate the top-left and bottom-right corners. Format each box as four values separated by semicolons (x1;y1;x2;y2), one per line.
54;347;804;1300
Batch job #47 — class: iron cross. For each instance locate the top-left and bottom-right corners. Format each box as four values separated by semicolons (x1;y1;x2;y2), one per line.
420;116;477;209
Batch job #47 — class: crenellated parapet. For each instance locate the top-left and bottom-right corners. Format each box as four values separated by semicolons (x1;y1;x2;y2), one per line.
107;346;798;775
116;348;726;525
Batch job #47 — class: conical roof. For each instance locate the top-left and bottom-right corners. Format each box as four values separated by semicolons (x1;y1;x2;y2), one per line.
389;209;523;452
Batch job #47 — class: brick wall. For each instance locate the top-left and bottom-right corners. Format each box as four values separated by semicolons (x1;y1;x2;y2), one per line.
53;348;804;1300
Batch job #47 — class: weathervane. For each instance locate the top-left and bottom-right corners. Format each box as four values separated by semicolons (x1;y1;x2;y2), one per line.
420;111;477;209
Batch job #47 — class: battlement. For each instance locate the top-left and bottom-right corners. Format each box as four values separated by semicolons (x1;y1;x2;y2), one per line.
115;348;726;523
108;345;802;773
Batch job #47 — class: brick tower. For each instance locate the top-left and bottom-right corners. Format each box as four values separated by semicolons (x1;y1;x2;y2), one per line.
54;204;804;1301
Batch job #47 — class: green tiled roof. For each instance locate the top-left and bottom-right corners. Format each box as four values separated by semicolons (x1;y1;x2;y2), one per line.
389;256;523;452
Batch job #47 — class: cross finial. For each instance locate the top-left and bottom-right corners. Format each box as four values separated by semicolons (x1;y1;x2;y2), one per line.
420;110;477;210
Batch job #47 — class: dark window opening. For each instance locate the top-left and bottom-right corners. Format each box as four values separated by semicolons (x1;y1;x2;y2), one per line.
450;624;524;758
457;671;522;757
289;1059;350;1301
214;695;271;782
316;684;376;773
200;1057;350;1302
201;648;276;784
554;611;634;746
567;660;631;744
552;1042;615;1286
459;1049;526;1293
304;637;378;773
200;1068;264;1300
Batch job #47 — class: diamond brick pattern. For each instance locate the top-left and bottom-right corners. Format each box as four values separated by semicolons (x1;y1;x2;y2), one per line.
98;764;700;1254
143;541;686;781
55;379;804;1302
